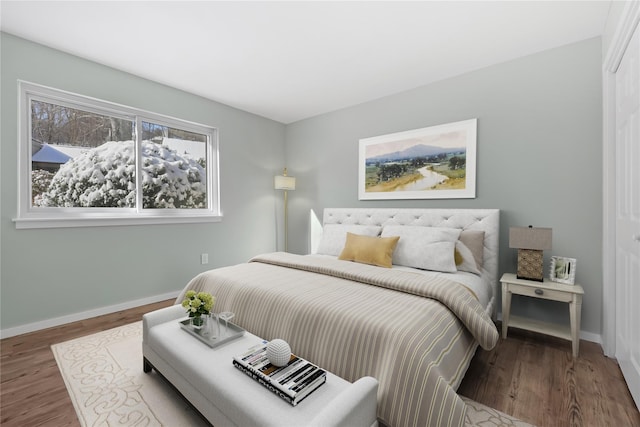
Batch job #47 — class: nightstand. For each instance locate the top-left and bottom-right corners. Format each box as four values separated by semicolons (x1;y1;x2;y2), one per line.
500;272;584;357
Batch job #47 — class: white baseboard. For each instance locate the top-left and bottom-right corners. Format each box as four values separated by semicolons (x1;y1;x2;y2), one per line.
0;290;180;339
579;330;602;345
2;296;605;347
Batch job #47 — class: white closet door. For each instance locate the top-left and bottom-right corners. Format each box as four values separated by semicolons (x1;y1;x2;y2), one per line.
615;21;640;409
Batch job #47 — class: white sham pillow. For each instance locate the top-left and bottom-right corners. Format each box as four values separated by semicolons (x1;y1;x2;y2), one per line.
381;225;461;272
316;224;382;256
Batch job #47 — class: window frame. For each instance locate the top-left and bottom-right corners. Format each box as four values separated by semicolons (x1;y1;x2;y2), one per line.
14;81;221;229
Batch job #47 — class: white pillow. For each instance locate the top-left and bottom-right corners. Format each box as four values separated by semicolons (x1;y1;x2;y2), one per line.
316;224;382;256
381;225;461;272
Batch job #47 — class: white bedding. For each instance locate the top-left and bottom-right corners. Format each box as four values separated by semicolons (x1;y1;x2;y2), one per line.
393;265;493;310
315;208;501;320
310;254;493;310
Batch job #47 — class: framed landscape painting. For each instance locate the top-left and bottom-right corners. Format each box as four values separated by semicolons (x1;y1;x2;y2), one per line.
358;119;477;200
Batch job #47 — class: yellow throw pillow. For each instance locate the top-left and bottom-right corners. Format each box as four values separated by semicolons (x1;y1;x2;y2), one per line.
338;232;400;268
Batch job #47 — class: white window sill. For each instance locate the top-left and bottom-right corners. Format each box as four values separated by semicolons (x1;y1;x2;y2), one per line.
13;214;222;229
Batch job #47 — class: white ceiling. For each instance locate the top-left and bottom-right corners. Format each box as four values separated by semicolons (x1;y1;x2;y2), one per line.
1;1;611;124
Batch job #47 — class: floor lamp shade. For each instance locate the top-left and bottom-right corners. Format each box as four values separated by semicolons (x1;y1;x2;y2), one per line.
274;168;295;252
274;175;296;190
509;226;552;282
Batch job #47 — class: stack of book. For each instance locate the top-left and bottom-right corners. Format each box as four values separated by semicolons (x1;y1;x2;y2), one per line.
232;344;327;406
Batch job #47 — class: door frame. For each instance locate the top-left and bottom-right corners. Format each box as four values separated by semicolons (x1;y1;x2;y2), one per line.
602;0;640;357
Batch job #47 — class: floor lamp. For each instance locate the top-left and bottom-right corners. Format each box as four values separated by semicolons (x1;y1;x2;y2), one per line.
274;168;296;252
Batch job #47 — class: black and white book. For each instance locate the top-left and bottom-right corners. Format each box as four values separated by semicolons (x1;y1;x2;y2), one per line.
232;344;326;406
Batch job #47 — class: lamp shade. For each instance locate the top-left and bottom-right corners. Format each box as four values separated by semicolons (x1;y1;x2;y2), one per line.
274;175;296;190
509;226;552;250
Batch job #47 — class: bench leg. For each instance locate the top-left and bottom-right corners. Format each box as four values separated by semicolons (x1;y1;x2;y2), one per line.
143;357;154;373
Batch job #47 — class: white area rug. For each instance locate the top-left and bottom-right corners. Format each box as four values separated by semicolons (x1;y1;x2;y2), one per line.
52;322;535;427
52;321;208;427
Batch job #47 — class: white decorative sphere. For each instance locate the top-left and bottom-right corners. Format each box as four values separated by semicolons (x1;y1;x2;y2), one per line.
266;339;292;367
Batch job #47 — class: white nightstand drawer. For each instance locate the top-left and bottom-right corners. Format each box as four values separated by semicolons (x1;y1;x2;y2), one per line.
507;283;573;302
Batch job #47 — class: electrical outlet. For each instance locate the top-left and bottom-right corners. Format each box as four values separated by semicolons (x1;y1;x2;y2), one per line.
201;253;209;264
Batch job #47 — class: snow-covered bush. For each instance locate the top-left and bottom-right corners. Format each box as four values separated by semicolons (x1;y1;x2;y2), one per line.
141;141;206;208
36;140;206;208
31;169;54;205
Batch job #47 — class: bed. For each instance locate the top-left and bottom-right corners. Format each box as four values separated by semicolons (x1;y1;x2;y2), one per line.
176;208;500;427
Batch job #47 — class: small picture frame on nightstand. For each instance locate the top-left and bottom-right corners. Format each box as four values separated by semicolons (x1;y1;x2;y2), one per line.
550;256;576;284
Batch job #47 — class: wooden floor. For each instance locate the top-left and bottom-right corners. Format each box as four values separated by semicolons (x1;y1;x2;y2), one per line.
1;300;638;427
0;299;174;427
458;328;640;427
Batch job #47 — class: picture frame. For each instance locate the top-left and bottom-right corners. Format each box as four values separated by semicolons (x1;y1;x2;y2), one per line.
550;256;577;284
358;119;477;200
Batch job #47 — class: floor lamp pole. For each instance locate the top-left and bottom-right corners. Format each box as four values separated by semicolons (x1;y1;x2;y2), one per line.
283;189;289;252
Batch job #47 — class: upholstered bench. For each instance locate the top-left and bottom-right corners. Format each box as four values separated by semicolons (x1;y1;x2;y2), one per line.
142;305;379;427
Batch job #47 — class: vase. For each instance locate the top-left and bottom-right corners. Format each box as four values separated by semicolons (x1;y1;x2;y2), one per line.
208;312;220;338
191;315;205;330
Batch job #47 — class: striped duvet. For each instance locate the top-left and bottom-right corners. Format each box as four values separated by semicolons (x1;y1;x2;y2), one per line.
177;252;499;427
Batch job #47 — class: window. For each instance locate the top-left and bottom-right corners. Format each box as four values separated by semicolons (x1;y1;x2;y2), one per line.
15;81;221;229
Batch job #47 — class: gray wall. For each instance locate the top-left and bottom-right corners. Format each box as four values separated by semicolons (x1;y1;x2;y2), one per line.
0;33;286;330
285;38;603;337
1;33;604;339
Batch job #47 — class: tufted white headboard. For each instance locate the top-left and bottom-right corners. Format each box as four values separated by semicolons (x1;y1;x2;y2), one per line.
319;208;500;316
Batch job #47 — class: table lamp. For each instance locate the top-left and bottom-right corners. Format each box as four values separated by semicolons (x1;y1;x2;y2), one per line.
509;226;552;282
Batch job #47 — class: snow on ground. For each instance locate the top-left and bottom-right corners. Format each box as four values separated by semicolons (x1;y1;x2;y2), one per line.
50;137;206;161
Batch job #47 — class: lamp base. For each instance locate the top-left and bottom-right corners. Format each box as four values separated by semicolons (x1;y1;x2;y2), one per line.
516;249;544;282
